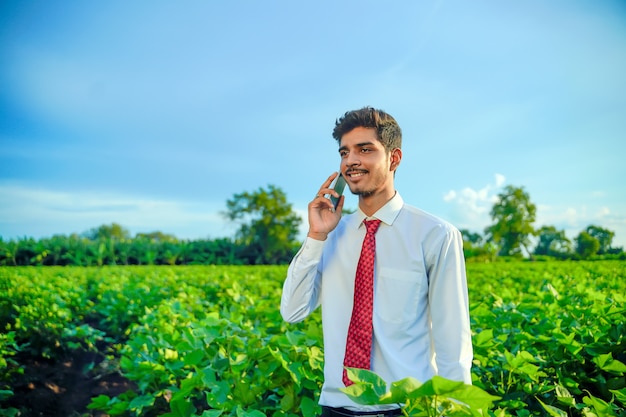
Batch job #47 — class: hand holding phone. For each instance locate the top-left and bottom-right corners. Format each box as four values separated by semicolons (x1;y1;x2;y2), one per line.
329;174;346;209
308;172;345;240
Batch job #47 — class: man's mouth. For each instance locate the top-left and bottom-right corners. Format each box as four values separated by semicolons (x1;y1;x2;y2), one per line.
346;170;367;178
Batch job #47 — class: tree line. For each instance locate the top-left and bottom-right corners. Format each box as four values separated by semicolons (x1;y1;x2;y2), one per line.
0;184;623;266
462;185;624;261
0;185;301;266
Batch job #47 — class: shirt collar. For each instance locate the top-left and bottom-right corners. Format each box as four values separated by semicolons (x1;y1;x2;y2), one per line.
353;192;404;228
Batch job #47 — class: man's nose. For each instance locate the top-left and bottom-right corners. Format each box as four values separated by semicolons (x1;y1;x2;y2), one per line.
344;152;360;167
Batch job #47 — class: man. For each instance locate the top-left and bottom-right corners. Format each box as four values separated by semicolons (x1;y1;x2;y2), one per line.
280;107;472;416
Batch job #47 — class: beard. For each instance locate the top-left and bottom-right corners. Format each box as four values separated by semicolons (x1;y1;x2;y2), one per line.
346;166;393;198
351;188;376;198
348;179;379;198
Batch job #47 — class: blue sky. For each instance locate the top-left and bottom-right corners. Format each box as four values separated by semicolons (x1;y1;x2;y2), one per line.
1;0;625;248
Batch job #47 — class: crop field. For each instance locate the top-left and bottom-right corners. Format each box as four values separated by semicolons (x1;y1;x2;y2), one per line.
1;261;625;417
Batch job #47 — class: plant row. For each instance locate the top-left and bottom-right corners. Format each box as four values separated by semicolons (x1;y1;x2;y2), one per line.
0;262;624;416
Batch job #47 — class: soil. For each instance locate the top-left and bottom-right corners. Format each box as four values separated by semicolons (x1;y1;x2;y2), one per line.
4;350;136;417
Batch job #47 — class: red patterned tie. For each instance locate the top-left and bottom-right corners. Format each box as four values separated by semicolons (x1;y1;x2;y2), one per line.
343;219;382;386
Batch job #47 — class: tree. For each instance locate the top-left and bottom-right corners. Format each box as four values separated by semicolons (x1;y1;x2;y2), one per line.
460;230;496;261
83;223;132;265
83;223;131;241
0;238;19;266
160;241;183;265
534;225;571;258
14;237;38;266
40;235;69;266
584;225;614;254
63;234;92;266
225;185;302;264
461;230;483;247
181;238;240;265
484;185;536;257
115;239;132;265
575;231;600;259
129;236;159;265
136;231;178;243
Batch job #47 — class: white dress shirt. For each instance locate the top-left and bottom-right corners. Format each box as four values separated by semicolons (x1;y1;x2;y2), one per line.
280;192;473;409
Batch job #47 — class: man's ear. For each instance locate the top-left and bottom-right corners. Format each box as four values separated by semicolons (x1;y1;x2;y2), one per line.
390;148;402;171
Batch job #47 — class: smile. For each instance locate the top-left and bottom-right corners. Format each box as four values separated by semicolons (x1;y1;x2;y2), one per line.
346;170;367;178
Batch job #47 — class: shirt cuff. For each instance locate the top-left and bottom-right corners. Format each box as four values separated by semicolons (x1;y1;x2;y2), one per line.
300;236;326;258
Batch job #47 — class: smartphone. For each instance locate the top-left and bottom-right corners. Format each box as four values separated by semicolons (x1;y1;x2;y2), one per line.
330;174;347;209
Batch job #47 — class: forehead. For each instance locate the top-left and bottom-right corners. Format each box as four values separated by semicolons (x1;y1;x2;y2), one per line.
338;127;380;148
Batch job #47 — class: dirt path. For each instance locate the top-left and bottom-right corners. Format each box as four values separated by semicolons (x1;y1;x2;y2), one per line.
5;350;135;417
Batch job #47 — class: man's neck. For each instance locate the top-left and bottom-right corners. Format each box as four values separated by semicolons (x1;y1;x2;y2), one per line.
359;189;397;217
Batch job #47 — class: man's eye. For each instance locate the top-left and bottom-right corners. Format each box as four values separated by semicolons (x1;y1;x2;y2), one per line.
339;151;348;157
361;148;371;153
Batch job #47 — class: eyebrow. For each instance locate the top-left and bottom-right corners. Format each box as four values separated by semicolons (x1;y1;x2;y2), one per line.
338;141;377;152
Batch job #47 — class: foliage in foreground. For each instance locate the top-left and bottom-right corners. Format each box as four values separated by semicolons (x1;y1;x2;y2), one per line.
342;369;500;417
0;261;625;416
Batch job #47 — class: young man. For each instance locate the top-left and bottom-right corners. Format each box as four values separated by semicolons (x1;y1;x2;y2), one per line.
280;107;472;416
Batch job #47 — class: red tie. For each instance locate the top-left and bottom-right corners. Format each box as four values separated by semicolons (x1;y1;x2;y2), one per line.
343;219;382;386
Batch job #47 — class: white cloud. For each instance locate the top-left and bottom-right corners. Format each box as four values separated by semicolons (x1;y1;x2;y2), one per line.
443;190;456;202
442;173;506;232
495;173;506;187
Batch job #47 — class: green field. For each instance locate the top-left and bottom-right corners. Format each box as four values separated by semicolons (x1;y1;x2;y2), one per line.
1;261;625;416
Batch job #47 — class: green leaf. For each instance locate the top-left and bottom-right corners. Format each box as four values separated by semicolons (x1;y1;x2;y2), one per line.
280;387;295;410
0;390;14;401
201;411;223;417
538;399;568;417
235;405;266;417
442;383;501;411
431;375;467;394
342;372;499;415
301;396;320;417
199;367;217;386
206;381;231;408
120;355;133;371
109;401;130;416
346;367;388;395
555;384;576;407
268;346;299;383
286;330;303;346
399;376;456;399
387;377;423;403
184;348;205;366
169;397;195;417
341;381;384;405
308;346;324;370
87;394;111;410
164;348;178;360
582;394;617;417
129;394;155;411
610;388;626;405
474;329;495;348
593;353;626;375
340;368;388;404
172;375;201;402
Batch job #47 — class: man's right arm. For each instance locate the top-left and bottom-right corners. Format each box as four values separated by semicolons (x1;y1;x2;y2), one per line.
282;172;343;322
280;237;325;323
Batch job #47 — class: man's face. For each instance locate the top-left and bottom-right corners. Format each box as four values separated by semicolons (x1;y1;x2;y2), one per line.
338;127;397;198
